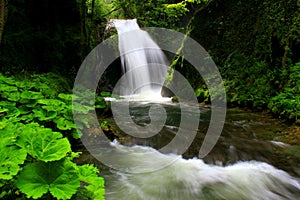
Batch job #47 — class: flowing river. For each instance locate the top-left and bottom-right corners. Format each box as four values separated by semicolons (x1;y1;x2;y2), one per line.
77;100;300;200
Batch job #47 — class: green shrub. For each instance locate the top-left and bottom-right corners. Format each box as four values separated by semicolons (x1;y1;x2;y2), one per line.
221;52;276;109
0;73;106;199
268;62;300;121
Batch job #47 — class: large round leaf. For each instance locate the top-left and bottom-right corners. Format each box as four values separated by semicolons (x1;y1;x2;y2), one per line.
20;90;44;100
54;117;76;130
78;164;105;199
16;159;80;199
0;129;27;180
16;124;71;162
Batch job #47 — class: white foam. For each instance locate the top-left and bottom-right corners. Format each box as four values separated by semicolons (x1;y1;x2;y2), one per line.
105;143;300;200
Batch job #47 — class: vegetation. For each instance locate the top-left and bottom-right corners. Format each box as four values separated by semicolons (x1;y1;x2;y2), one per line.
0;0;300;199
0;73;105;199
186;0;300;123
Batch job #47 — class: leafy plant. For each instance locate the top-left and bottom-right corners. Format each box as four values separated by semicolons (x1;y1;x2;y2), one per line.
77;164;105;200
268;62;300;121
110;0;208;29
0;73;106;199
0;73;107;139
0;122;27;181
16;123;71;162
220;53;276;109
16;159;80;199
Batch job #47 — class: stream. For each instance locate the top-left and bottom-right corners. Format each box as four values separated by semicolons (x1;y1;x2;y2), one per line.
76;100;300;199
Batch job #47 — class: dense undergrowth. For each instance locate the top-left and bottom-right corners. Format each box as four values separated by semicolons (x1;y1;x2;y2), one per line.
188;0;300;123
0;73;106;199
222;55;300;123
193;53;300;124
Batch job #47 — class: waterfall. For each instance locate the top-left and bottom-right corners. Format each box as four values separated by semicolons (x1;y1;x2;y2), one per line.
102;19;300;200
110;19;168;98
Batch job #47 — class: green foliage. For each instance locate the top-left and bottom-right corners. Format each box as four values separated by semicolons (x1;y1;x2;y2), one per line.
254;0;300;60
216;51;300;122
0;73;107;139
186;0;300;123
164;2;189;26
110;0;207;30
195;86;210;103
100;120;108;128
268;62;300;120
77;164;105;200
0;73;106;199
191;0;300;65
16;159;80;199
16;124;71;162
213;52;273;108
0;125;27;181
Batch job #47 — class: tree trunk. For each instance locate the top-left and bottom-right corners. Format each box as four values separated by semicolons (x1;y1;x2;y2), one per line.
0;0;8;45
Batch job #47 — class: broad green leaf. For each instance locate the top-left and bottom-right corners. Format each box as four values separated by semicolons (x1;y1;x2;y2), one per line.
0;108;8;113
95;96;107;109
100;91;111;97
19;113;35;122
58;93;77;101
48;161;80;199
69;151;81;160
2;91;21;101
15;80;35;89
78;164;105;200
33;107;57;121
34;82;57;97
100;121;107;128
20;90;44;100
71;129;82;139
18;105;32;115
42;105;63;112
0;118;20;129
0;75;16;85
72;102;93;114
40;110;58;121
0;128;27;180
33;107;46;118
16;125;71;162
37;99;65;106
7;107;21;117
16;159;80;199
0;101;16;108
0;84;18;92
195;88;202;97
54;117;76;130
78;164;100;183
0;145;27;180
76;115;91;128
85;184;106;200
62;110;73;120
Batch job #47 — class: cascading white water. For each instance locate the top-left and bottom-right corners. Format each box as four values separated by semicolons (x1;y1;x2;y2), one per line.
110;19;168;98
103;19;300;200
104;142;300;200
